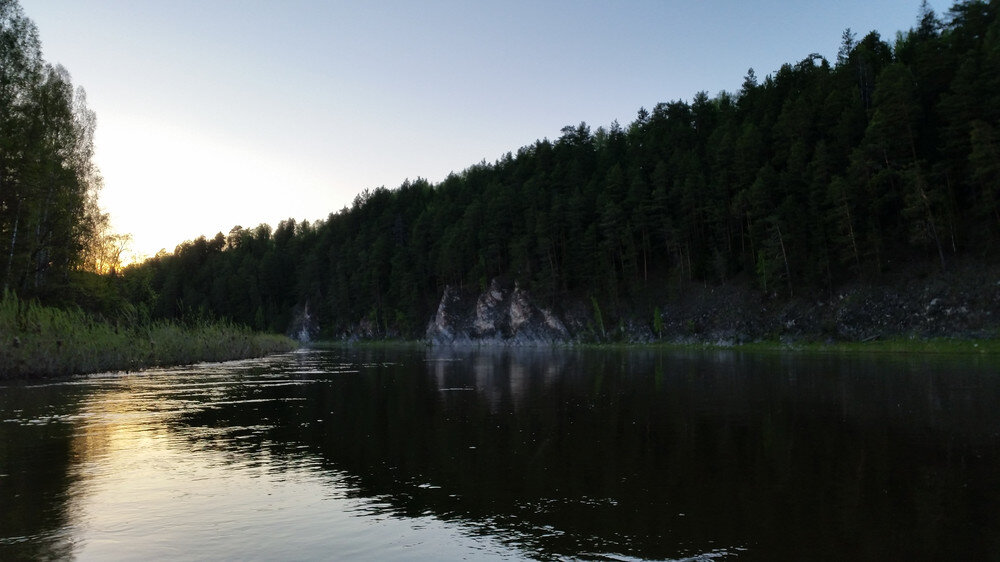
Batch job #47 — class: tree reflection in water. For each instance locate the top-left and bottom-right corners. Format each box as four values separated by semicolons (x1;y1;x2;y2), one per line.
176;347;1000;560
2;347;999;560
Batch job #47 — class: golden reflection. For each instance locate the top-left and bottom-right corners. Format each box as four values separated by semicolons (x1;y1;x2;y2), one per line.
69;385;173;467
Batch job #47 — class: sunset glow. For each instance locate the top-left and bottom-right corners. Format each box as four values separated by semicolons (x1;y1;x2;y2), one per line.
20;0;942;262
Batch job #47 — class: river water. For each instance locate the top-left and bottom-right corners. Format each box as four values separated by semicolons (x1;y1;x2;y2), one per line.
1;346;999;560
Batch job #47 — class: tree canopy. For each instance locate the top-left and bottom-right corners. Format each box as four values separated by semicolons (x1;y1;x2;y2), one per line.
0;0;113;303
115;0;1000;338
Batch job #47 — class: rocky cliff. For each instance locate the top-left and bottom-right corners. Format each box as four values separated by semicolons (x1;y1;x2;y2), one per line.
646;262;1000;344
426;279;570;345
423;263;1000;345
286;302;320;343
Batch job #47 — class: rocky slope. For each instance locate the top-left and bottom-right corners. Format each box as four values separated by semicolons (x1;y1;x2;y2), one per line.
426;279;570;345
424;262;1000;345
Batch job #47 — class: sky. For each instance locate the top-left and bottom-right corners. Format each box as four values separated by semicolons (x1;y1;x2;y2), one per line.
19;0;942;261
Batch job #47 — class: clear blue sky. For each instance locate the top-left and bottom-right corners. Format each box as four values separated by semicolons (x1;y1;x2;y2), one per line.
20;0;942;259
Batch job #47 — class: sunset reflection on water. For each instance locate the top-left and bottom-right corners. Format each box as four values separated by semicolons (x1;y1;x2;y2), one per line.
4;347;1000;560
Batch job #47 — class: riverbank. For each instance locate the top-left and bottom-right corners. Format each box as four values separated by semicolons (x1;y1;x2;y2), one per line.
0;293;297;379
318;335;1000;356
414;261;1000;347
600;337;1000;356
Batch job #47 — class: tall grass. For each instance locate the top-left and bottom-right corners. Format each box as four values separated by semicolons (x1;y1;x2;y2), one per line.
0;291;296;379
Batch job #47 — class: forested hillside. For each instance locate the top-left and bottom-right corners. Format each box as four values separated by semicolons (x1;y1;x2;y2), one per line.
121;0;1000;339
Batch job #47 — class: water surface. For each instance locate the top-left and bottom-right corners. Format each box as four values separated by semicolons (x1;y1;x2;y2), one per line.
2;346;999;560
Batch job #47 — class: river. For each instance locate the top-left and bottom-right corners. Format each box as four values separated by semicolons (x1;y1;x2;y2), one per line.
1;346;999;560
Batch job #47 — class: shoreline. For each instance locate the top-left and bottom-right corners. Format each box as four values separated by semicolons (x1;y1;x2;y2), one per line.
1;293;297;380
1;328;298;380
7;332;995;382
314;336;1000;355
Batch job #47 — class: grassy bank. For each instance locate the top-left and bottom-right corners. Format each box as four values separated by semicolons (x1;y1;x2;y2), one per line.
628;336;1000;355
1;292;297;379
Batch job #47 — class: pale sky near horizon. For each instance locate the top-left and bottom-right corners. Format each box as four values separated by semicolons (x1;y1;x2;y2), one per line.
19;1;942;261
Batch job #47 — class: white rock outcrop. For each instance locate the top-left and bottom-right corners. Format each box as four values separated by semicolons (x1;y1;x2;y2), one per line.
426;279;570;345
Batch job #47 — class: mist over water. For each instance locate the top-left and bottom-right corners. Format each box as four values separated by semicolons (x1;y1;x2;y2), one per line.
2;347;999;560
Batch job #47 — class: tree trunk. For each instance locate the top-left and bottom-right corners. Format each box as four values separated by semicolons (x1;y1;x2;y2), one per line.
777;224;793;296
4;199;21;293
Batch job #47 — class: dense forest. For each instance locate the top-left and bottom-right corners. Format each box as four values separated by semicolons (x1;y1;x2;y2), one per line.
6;1;1000;341
0;0;125;304
115;0;1000;339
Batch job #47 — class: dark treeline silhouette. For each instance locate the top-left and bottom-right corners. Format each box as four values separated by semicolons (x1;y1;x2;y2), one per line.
121;0;1000;338
0;0;118;303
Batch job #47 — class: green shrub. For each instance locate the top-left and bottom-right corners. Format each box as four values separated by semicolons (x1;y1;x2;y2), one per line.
0;291;296;379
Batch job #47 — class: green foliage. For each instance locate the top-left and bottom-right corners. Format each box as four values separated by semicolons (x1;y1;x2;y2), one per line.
0;290;296;379
652;307;664;339
1;1;109;299
118;0;1000;338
